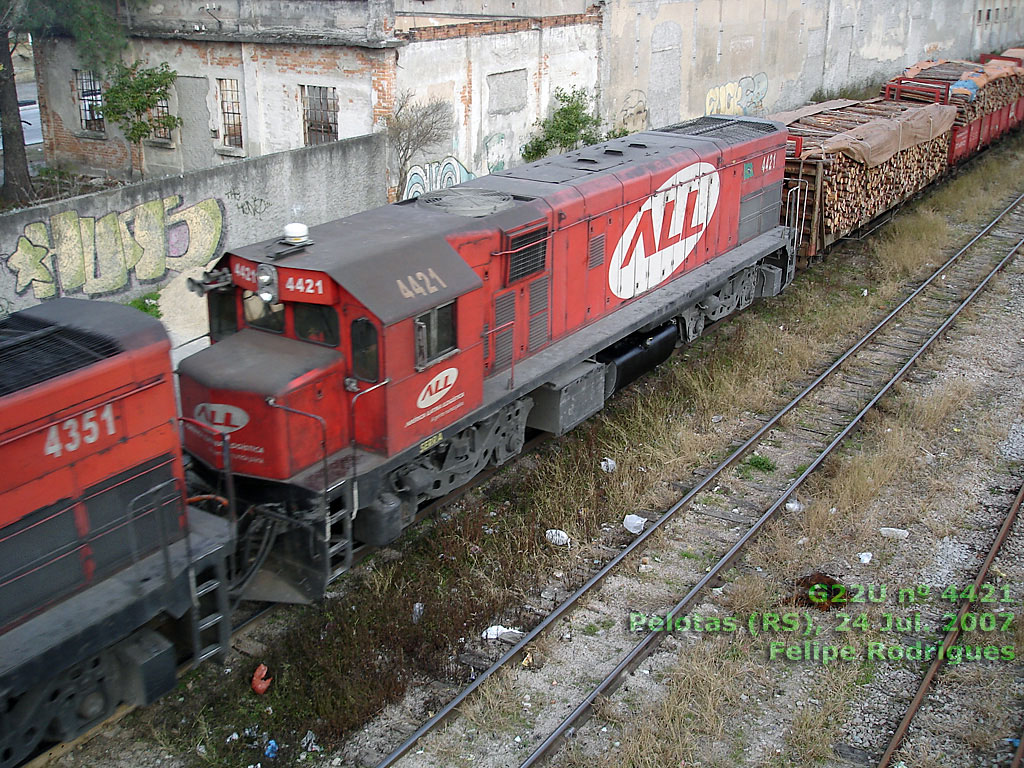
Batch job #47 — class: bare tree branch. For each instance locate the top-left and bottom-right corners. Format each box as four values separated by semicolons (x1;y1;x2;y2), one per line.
386;90;453;199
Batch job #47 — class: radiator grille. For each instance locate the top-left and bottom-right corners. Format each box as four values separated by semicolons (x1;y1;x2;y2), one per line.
656;116;778;143
0;315;121;397
508;229;547;283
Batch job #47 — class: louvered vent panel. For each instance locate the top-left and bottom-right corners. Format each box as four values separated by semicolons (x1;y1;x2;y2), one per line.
588;233;606;269
492;292;515;371
529;275;549;315
528;275;549;351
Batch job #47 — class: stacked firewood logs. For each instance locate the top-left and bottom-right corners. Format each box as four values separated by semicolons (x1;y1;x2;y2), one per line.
889;59;1024;124
783;100;952;255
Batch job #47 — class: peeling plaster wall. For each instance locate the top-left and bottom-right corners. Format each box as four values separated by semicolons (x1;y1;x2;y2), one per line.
39;36;390;179
395;20;600;195
0;134;386;312
601;0;1024;131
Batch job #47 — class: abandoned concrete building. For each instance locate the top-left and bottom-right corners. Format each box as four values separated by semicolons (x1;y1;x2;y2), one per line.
34;0;1024;197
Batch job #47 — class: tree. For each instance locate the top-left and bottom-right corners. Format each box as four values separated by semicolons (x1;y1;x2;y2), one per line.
102;60;182;179
521;86;603;163
386;90;453;199
0;0;125;204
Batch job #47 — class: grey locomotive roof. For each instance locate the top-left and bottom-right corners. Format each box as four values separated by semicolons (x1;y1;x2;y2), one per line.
228;116;784;326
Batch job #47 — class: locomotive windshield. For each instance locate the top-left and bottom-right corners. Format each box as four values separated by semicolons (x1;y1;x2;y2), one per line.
235;290;341;348
244;290;284;332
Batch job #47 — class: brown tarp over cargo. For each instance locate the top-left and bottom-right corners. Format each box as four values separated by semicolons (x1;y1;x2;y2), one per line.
771;102;957;167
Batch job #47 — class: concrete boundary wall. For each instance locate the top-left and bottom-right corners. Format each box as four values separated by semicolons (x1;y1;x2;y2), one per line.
0;132;387;313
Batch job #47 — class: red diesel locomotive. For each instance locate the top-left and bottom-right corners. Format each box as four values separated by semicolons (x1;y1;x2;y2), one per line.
181;115;797;601
0;300;231;768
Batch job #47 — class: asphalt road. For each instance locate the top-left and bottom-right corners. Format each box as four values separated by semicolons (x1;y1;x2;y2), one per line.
1;102;42;149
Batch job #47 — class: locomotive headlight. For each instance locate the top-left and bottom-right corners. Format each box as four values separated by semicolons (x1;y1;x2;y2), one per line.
256;264;278;303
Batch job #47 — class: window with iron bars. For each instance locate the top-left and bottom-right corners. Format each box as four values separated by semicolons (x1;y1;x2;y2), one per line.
302;85;339;146
151;98;172;140
74;69;104;132
218;78;243;148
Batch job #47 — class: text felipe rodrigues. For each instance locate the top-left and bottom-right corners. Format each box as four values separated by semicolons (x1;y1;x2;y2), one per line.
627;611;1016;666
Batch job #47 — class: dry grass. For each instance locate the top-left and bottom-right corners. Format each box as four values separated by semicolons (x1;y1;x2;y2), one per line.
786;664;860;762
870;207;950;280
458;667;530;734
584;636;760;768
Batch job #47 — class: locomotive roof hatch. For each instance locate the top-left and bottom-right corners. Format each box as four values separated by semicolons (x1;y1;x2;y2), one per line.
229;207;483;326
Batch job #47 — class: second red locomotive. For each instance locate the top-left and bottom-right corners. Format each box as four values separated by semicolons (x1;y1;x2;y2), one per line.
182;115;797;601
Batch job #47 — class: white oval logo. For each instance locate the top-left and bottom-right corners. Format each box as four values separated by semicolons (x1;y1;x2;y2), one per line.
416;367;459;409
609;162;720;299
194;402;250;433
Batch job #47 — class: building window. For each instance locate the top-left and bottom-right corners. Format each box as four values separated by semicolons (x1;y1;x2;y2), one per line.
74;69;104;132
151;97;172;140
302;85;338;146
414;302;456;368
218;78;243;148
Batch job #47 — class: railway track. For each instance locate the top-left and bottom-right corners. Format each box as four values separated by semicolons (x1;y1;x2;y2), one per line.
875;480;1024;768
372;192;1024;767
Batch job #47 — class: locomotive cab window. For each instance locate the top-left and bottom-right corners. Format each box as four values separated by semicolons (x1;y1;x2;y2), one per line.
295;304;339;346
351;318;379;382
209;289;238;342
243;290;284;333
415;302;456;369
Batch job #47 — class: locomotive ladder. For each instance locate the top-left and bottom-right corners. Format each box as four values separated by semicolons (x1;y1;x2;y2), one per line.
326;499;353;584
189;557;231;665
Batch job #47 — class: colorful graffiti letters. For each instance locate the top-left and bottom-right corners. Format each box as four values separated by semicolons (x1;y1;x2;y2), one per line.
705;72;769;116
403;156;475;200
4;195;224;300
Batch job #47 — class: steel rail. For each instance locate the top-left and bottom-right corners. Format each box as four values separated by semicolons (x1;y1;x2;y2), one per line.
373;191;1024;768
877;481;1024;767
519;236;1024;765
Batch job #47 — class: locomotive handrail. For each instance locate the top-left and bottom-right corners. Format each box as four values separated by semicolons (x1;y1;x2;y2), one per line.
180;416;237;580
266;397;329;519
179;417;236;529
785;178;810;255
348;378;391;483
127;477;183;589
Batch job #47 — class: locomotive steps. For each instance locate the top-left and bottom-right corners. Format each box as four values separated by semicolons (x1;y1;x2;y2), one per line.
57;131;1024;768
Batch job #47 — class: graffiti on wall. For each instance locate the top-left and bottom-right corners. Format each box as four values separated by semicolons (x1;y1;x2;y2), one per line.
403;156;475;200
705;72;769;116
484;132;513;173
619;90;650;133
226;189;271;220
4;195;224;300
